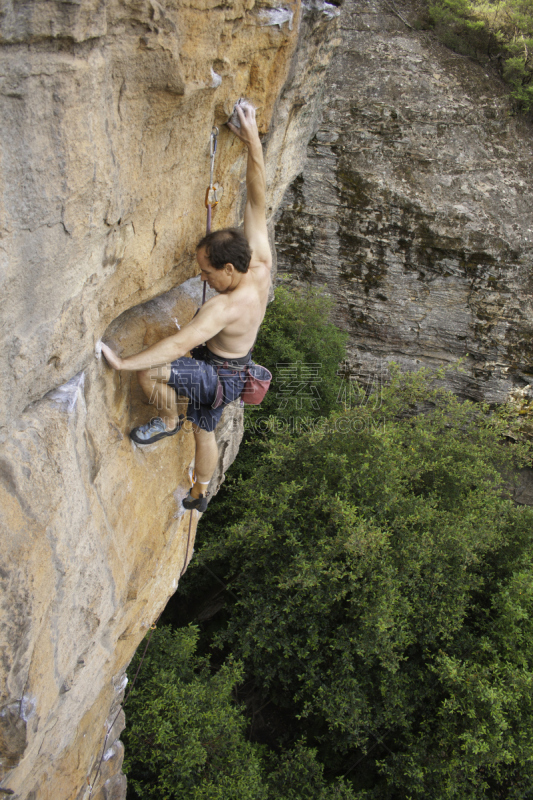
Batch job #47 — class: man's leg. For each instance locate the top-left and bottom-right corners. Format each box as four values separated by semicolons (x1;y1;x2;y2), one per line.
138;366;181;431
190;425;219;499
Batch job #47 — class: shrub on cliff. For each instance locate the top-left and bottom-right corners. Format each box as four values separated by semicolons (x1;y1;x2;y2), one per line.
423;0;533;113
192;368;533;798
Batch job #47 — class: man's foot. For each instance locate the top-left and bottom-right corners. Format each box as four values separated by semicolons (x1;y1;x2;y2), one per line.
129;416;184;445
182;489;208;513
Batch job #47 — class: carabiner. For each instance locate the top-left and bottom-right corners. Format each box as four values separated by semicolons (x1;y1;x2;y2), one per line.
210;126;219;157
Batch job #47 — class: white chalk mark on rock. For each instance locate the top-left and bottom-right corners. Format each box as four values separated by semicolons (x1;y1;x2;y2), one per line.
258;7;294;29
173;483;192;519
179;275;217;305
19;694;36;722
95;340;103;359
48;372;85;413
113;673;128;694
210;68;222;88
302;0;340;17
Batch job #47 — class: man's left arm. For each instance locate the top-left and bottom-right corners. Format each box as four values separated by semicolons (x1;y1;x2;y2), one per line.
101;296;228;371
228;104;272;270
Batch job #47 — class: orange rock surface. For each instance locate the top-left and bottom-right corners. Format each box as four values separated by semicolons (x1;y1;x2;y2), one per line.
0;0;339;796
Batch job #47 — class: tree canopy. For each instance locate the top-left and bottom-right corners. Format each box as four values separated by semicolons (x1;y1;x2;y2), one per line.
192;369;533;798
123;287;533;799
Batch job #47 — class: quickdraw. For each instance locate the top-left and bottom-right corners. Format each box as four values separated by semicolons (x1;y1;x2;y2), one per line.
202;126;223;305
205;126;223;234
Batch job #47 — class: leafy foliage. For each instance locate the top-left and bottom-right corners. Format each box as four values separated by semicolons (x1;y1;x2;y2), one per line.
125;287;533;799
422;0;533;112
197;283;348;545
191;369;533;798
122;626;358;799
122;626;266;800
251;283;348;423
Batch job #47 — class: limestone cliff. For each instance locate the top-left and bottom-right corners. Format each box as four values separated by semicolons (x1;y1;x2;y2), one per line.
0;1;340;797
276;0;533;401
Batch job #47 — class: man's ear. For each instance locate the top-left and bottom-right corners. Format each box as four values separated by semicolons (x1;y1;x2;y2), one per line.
224;262;235;275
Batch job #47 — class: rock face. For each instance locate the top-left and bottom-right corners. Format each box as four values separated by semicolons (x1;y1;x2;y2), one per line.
5;0;531;793
276;0;533;401
0;1;340;797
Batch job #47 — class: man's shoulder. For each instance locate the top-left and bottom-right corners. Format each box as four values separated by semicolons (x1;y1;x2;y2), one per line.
204;292;230;309
196;292;231;323
234;268;270;302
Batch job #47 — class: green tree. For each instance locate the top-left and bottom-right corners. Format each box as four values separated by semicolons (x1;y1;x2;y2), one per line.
250;283;348;424
192;368;533;798
194;283;348;553
123;626;267;800
122;626;358;799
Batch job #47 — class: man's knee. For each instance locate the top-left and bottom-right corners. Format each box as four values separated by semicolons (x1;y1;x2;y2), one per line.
192;424;216;441
138;369;151;387
138;365;172;385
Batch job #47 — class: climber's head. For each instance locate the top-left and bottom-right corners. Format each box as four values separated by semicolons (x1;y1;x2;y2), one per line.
196;228;252;274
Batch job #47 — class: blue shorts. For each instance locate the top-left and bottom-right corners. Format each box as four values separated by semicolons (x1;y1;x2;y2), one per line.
167;355;247;432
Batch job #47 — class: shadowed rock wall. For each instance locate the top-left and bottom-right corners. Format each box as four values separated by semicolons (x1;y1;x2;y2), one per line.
0;1;340;797
276;0;533;401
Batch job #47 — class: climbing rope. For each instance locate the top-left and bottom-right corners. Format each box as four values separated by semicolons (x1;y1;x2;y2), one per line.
88;126;221;797
88;476;197;795
88;479;198;794
189;124;222;567
181;468;197;578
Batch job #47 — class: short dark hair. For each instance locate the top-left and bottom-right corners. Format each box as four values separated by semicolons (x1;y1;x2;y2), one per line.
196;228;252;273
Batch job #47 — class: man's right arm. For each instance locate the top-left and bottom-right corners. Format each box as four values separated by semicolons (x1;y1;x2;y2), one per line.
101;294;230;371
228;104;272;269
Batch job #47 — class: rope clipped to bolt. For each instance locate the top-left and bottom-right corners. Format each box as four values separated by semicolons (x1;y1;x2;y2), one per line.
202;126;220;305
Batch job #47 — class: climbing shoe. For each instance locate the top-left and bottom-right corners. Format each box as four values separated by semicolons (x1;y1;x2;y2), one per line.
129;416;184;445
182;490;208;513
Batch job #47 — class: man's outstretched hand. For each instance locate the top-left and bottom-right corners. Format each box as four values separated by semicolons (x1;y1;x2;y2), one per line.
101;342;124;371
227;102;261;148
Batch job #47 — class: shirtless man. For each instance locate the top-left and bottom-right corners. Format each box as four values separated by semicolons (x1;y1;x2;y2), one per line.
101;103;272;512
